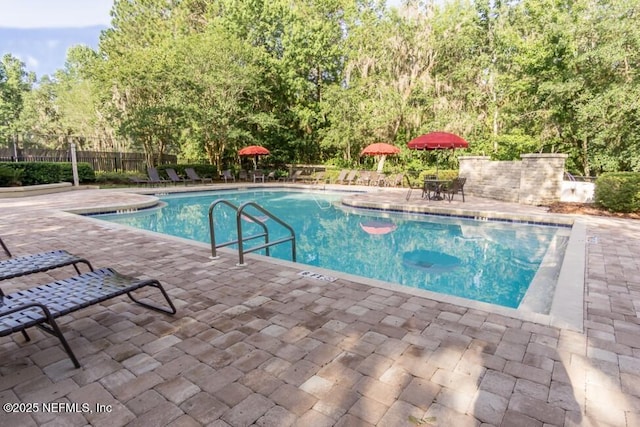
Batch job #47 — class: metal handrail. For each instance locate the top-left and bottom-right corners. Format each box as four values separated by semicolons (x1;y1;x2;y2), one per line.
236;201;296;266
208;199;296;266
208;199;268;259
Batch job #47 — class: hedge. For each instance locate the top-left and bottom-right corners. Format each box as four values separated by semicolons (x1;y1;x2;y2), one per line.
594;172;640;213
0;162;95;186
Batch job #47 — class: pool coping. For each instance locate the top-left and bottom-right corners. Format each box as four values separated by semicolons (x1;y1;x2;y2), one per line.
71;185;585;332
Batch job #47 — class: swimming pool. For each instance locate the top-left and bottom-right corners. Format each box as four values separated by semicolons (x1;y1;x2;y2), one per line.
94;189;569;309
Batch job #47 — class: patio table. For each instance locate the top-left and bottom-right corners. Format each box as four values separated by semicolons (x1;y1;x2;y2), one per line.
423;179;450;200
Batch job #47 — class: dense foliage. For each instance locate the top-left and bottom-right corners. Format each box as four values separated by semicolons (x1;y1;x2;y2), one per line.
594;173;640;213
2;0;640;176
0;162;95;186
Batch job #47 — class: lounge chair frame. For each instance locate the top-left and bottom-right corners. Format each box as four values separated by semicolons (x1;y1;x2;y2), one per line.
0;237;93;282
166;168;194;186
0;268;176;368
147;167;169;186
185;168;213;184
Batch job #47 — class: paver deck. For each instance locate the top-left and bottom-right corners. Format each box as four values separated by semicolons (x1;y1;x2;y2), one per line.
1;184;639;426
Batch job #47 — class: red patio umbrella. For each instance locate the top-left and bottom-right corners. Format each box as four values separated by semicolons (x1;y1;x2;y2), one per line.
407;131;469;175
407;131;469;150
360;142;401;172
238;145;270;169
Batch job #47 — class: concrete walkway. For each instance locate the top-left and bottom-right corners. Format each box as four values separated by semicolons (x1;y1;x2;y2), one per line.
1;184;639;426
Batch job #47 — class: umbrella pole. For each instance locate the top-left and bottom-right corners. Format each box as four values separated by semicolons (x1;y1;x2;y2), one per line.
377;155;386;173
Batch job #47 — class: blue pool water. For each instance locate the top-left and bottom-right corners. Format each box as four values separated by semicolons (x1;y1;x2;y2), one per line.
94;189;569;308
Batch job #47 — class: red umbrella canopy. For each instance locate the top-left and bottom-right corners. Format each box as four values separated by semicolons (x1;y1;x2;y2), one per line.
360;142;401;156
407;132;469;150
359;220;398;235
238;145;270;156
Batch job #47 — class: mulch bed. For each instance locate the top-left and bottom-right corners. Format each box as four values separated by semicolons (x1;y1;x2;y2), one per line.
546;202;640;220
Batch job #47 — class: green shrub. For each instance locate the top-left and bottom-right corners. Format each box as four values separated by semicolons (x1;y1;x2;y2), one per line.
94;171;142;185
0;165;24;187
0;162;95;185
594;172;640;213
156;163;218;180
59;163;96;183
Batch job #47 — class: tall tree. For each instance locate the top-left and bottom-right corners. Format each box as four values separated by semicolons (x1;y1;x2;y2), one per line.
0;54;35;145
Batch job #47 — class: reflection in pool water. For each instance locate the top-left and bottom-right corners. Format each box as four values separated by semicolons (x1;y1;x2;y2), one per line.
93;189;569;309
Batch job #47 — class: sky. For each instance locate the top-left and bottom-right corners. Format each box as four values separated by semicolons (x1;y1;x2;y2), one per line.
1;0;404;78
0;0;113;28
0;0;113;77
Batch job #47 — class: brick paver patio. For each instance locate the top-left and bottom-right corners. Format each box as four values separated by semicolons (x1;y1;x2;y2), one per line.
1;184;639;426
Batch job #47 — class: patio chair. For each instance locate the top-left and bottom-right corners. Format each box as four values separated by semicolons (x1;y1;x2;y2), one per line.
147;167;169;186
239;170;249;181
0;267;176;368
404;174;424;201
166;168;193;186
221;169;235;183
253;169;266;183
444;177;466;202
185;168;213;184
266;171;276;181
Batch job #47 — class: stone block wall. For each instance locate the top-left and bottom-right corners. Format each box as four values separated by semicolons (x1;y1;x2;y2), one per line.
458;154;568;205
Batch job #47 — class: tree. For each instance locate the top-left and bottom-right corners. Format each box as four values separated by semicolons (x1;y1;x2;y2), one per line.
169;26;270;171
0;54;35;145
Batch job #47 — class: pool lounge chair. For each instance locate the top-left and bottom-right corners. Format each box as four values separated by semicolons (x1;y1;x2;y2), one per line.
129;176;149;186
0;237;93;282
287;170;303;182
0;267;176;368
385;173;404;187
147;167;169;186
356;171;371;186
185;168;213;184
311;171;326;184
331;169;348;184
343;170;358;185
166;168;194;186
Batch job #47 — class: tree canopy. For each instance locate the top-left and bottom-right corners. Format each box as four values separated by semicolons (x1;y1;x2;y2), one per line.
2;0;639;176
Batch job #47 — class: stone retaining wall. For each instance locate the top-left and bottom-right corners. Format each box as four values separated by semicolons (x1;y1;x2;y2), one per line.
459;154;568;205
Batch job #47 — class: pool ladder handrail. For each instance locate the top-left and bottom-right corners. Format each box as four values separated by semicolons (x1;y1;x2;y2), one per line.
208;199;296;266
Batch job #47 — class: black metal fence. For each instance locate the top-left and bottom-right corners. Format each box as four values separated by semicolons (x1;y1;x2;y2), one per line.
0;148;177;172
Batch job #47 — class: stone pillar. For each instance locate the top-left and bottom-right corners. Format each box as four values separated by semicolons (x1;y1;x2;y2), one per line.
519;153;567;205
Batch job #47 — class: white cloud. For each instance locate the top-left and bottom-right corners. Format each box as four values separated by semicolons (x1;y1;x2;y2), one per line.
0;0;113;28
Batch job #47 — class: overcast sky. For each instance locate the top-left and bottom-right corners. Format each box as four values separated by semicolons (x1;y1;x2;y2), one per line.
0;0;113;28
